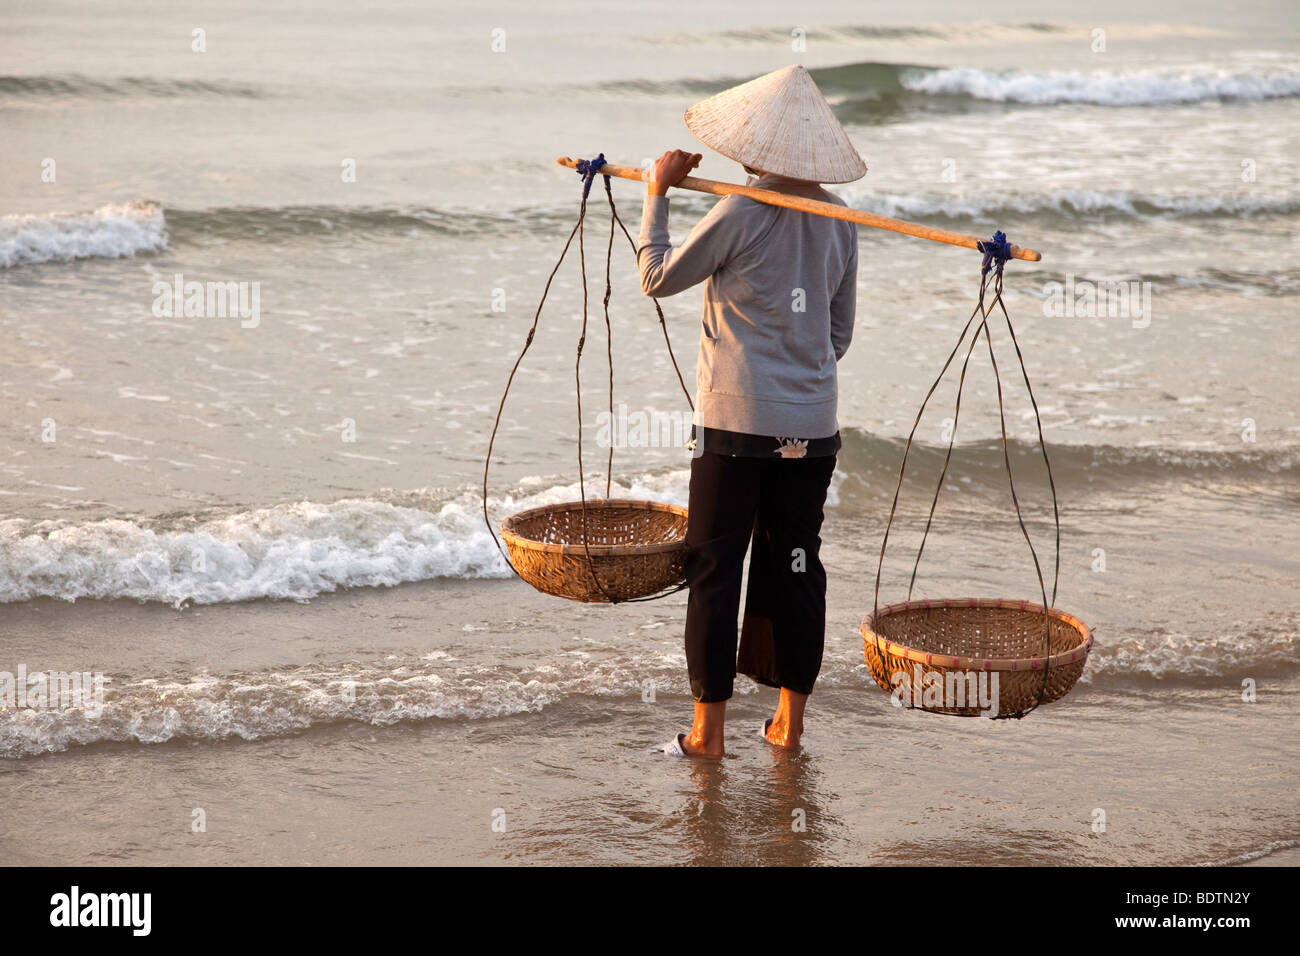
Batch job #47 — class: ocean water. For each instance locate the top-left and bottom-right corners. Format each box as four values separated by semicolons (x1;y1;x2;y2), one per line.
1;0;1297;865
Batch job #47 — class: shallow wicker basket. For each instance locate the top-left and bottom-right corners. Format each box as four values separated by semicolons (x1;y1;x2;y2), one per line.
500;498;688;603
861;598;1093;718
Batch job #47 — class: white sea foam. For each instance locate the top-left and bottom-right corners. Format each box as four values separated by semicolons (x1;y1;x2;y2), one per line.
0;652;697;758
0;201;167;268
1196;839;1300;867
0;471;690;607
901;64;1300;105
4;619;1293;756
1078;625;1298;684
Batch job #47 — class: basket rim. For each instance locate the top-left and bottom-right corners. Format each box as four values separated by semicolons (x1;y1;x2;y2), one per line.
500;497;688;558
861;596;1093;672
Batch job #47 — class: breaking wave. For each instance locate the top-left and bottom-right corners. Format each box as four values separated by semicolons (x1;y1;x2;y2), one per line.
0;201;167;268
3;618;1295;757
898;63;1300;106
0;472;689;607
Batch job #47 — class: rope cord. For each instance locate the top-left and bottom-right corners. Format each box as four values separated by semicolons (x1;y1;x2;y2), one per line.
481;214;583;579
872;234;1061;718
481;154;693;603
602;179;615;499
573;183;615;600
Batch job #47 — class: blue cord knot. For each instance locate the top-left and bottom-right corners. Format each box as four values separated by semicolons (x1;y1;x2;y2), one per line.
977;230;1012;277
575;153;608;199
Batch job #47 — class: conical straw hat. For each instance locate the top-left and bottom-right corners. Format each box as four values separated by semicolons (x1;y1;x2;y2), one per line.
684;65;867;184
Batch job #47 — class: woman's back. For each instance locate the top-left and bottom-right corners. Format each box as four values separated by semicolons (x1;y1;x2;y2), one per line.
638;173;858;438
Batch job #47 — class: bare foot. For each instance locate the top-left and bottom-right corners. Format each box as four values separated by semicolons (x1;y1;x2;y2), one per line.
764;687;809;749
680;700;727;758
763;716;803;749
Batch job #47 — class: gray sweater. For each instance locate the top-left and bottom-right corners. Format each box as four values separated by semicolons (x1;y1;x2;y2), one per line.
637;173;858;438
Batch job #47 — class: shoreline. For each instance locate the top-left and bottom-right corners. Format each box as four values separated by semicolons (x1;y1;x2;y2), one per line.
2;578;1296;866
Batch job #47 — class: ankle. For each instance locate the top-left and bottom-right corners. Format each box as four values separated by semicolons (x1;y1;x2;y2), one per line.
683;731;724;758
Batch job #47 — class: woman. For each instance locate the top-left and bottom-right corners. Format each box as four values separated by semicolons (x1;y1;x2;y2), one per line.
637;65;866;757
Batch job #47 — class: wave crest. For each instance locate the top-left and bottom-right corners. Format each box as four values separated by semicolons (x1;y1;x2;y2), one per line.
0;201;167;268
839;187;1300;222
900;64;1300;106
0;473;688;607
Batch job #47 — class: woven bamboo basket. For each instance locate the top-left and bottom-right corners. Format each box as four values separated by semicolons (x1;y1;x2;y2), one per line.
500;498;688;603
861;598;1092;718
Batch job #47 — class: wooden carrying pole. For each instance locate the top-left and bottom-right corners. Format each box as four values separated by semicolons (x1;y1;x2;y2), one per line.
557;156;1042;263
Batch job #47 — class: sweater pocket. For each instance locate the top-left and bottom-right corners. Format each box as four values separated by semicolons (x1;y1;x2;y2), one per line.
702;341;757;397
697;326;717;391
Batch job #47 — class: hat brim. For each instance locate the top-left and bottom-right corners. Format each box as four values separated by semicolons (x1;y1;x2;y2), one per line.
683;65;868;184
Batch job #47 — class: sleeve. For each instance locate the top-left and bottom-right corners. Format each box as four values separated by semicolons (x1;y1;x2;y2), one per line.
830;224;858;360
637;193;744;298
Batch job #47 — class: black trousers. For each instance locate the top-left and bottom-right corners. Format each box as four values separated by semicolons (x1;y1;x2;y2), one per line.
683;451;836;703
